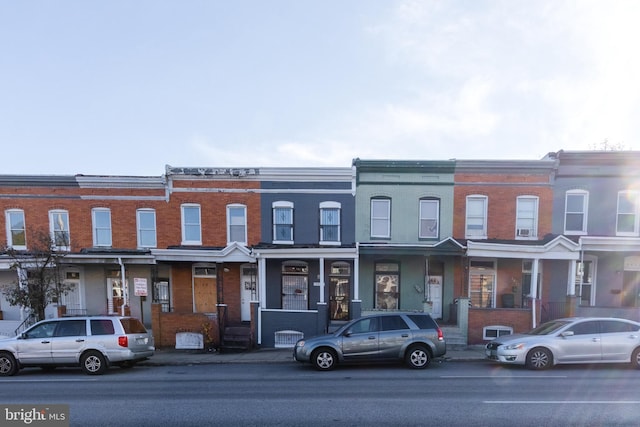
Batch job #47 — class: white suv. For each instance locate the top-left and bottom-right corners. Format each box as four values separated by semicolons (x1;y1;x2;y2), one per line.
0;316;155;376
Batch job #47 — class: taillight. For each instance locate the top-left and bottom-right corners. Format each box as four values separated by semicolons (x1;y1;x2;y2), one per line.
437;327;444;341
118;336;128;347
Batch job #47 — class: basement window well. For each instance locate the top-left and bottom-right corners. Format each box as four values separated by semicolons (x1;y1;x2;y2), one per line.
483;325;513;340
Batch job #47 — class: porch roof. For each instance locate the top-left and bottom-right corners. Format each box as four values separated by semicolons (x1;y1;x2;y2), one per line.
151;241;254;263
466;234;580;260
579;236;640;252
357;237;465;256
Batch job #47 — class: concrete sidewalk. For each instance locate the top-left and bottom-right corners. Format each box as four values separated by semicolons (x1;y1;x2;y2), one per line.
139;345;488;366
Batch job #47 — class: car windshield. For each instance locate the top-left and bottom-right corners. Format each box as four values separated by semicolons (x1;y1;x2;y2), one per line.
527;320;571;335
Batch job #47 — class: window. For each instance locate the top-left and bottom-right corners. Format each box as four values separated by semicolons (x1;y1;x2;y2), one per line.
152;280;170;313
281;261;308;310
600;320;638;333
227;204;247;244
91;208;112;247
419;199;439;238
380;315;410;331
273;201;293;243
348;317;379;334
91;319;115;335
49;210;70;250
370;198;391;238
375;262;399;310
565;190;588;234
465;196;487;238
181;204;201;245
320;201;341;243
567;320;599;335
5;209;26;249
516;196;538;239
617;191;639;235
54;320;86;337
137;209;157;248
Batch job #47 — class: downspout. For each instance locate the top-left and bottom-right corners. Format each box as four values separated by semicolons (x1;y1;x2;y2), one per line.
118;257;127;316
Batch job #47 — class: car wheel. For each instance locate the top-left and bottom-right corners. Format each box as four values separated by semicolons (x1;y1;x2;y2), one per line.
526;347;552;370
81;351;108;375
0;352;18;376
405;345;431;369
631;348;640;369
312;348;337;371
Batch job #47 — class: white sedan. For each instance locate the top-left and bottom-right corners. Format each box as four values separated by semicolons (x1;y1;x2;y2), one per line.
485;317;640;370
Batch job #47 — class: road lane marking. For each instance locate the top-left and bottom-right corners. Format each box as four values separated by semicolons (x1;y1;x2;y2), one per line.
485;401;640;404
441;375;567;379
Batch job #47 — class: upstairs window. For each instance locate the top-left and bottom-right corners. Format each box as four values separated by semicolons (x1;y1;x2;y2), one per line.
516;196;538;239
320;201;341;244
5;209;26;250
181;204;202;245
273;201;294;243
91;208;112;247
49;210;70;250
565;190;588;234
465;195;487;239
419;199;439;239
227;204;247;244
137;209;157;248
370;198;391;238
617;191;640;236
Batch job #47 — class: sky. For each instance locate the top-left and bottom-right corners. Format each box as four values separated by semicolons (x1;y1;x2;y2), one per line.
2;0;640;176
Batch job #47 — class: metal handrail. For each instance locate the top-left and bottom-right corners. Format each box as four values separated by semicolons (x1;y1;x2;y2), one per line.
14;314;37;336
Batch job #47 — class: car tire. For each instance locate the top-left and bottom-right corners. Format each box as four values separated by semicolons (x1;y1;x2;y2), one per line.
312;348;337;371
631;348;640;369
405;345;431;369
81;351;108;375
526;347;552;370
0;352;18;376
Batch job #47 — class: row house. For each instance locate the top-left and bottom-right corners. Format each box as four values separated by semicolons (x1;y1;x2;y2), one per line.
253;167;356;347
353;159;464;322
454;159;579;343
547;150;640;323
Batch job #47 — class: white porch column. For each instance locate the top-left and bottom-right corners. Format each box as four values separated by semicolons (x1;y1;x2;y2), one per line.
567;260;577;296
257;257;267;345
353;256;359;301
530;258;540;328
319;257;325;304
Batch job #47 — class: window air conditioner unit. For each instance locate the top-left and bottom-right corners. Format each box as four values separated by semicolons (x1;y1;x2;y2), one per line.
517;228;532;237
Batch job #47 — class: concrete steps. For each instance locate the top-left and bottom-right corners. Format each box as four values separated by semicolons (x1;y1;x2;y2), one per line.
440;325;467;350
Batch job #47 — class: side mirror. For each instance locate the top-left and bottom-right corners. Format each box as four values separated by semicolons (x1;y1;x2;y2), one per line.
343;330;352;337
560;331;574;338
18;333;27;340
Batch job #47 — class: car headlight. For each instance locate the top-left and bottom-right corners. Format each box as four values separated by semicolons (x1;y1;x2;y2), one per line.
502;343;525;350
296;340;305;347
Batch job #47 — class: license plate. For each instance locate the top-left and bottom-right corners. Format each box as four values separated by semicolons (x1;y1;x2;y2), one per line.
136;337;148;344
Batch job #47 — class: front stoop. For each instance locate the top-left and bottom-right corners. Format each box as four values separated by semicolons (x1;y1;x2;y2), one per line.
440;325;467;350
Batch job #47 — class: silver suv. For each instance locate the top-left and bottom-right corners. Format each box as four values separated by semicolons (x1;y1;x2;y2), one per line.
294;312;446;370
0;316;155;376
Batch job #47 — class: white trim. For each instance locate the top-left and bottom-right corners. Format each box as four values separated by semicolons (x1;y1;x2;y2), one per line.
91;207;112;247
5;208;27;250
465;195;487;239
181;203;202;245
564;189;589;235
136;208;157;248
227;204;247;245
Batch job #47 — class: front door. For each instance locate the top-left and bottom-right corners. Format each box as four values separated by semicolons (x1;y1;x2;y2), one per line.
107;277;124;315
330;277;349;321
194;277;217;313
427;276;443;319
241;264;257;322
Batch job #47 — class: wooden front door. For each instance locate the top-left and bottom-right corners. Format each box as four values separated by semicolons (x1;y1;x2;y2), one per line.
194;277;217;313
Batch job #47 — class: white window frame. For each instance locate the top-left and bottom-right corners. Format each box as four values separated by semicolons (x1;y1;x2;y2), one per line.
465;195;488;239
564;190;588;235
419;199;439;239
91;208;112;247
320;201;341;245
370;198;391;238
5;209;27;250
181;204;202;245
616;191;640;236
273;201;294;244
49;209;70;251
136;208;157;248
227;204;247;244
515;196;538;239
